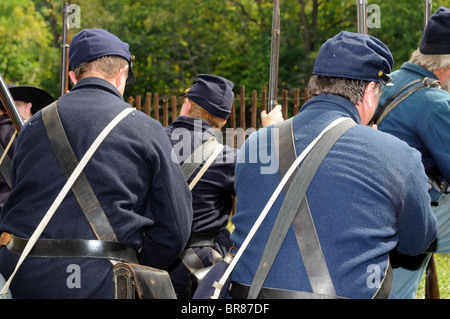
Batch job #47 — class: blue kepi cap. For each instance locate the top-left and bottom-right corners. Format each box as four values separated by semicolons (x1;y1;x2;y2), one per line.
69;28;136;84
420;7;450;54
313;31;394;86
185;74;234;119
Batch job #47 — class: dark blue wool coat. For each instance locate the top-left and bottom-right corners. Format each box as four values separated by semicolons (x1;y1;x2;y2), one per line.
0;114;16;211
165;116;236;239
0;77;193;298
164;116;236;298
230;94;437;299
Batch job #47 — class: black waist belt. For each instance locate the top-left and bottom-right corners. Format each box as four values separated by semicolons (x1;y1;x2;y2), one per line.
6;234;138;263
186;233;215;248
230;262;392;299
229;282;347;299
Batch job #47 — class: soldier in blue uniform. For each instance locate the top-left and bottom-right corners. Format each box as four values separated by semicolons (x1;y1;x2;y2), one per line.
165;74;237;299
229;31;438;299
0;29;193;298
0;85;54;210
375;7;450;299
165;74;283;298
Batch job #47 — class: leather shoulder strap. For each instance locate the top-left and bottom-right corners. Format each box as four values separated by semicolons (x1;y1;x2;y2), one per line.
373;77;440;125
274;118;297;193
248;118;356;299
1;105;134;297
0;129;18;188
0;152;11;187
181;136;224;190
41;101;118;242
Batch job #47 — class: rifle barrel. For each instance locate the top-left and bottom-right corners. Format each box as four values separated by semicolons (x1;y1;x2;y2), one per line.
356;0;368;34
268;0;280;112
59;2;69;97
0;73;24;132
424;0;433;28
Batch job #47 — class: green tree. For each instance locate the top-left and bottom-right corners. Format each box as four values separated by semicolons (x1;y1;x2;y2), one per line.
0;0;58;97
369;0;450;71
4;0;450;104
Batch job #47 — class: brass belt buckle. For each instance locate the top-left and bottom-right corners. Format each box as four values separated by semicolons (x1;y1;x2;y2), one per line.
0;232;11;246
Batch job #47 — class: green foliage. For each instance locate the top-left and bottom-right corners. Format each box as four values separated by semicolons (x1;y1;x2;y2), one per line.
1;0;450;299
3;0;450;101
0;0;58;97
417;254;450;299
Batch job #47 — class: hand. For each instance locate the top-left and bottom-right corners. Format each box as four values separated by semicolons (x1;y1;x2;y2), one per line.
261;104;284;127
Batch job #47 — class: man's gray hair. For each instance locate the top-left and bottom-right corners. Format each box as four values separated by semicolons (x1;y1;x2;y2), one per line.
409;48;450;72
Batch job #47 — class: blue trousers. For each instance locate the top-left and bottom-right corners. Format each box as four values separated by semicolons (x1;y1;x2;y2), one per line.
0;273;12;299
393;192;450;298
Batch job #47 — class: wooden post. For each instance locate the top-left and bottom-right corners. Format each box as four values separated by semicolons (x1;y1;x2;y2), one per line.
238;86;246;147
153;93;159;121
172;96;178;122
251;90;258;129
261;90;267;114
162;99;168;126
294;88;300;115
425;255;440;299
304;88;309;103
282;89;288;119
127;96;134;106
230;100;236;130
230;100;237;148
126;86;306;125
240;86;246;131
145;92;152;117
135;95;141;112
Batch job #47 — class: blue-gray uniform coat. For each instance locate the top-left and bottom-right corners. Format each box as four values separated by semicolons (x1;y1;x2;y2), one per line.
230;94;438;299
376;61;450;297
0;77;193;298
377;62;450;181
164;115;236;298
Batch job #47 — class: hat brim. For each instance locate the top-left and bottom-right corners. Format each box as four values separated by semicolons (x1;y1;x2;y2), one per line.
7;85;55;111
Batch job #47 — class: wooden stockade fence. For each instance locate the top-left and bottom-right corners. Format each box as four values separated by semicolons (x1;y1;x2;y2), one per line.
126;86;310;130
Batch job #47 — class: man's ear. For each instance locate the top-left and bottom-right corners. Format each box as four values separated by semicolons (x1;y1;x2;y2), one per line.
363;81;378;108
116;65;129;88
180;98;192;116
113;65;129;96
69;71;78;86
359;81;379;125
434;66;450;89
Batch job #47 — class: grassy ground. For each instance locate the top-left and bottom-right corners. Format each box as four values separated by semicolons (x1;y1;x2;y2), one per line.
416;254;450;299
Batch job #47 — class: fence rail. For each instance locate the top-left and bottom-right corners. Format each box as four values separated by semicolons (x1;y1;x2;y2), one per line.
126;86;310;130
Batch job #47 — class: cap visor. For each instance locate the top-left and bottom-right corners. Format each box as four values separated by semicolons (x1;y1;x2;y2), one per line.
126;68;136;85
